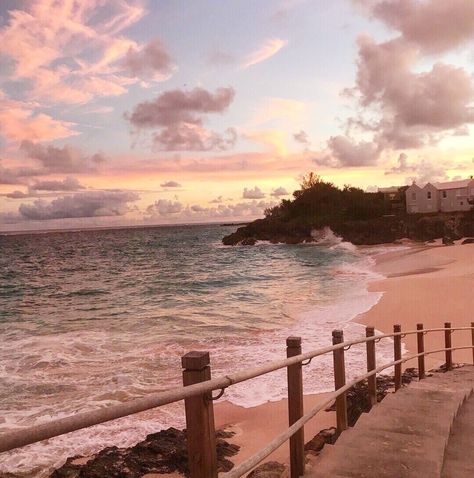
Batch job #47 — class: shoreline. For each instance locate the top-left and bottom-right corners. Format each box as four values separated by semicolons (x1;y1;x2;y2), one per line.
211;240;474;473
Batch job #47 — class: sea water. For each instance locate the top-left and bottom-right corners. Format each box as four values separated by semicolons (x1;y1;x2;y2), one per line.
0;224;395;476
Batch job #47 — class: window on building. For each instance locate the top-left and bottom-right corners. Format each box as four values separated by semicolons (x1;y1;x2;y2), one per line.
427;191;432;199
442;191;447;198
411;192;416;200
461;201;464;206
456;189;462;196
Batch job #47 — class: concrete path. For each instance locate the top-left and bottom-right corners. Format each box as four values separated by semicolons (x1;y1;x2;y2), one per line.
308;366;474;478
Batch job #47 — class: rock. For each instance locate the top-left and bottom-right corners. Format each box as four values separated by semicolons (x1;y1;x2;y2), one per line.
246;461;288;478
51;427;239;478
325;368;418;427
442;236;455;245
240;237;257;246
304;427;338;454
462;238;474;244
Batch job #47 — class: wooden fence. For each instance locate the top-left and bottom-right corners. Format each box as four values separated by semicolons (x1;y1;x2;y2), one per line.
1;322;474;478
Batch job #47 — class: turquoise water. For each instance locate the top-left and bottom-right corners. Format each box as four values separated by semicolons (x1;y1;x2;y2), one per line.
0;224;392;476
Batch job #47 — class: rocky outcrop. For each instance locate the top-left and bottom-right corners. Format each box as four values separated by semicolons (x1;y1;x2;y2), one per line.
51;428;239;478
222;212;474;246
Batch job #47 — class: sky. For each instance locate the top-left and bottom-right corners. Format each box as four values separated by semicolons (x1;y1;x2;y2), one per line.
0;0;473;231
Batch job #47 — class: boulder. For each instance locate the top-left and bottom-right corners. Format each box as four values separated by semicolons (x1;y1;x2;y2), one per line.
442;236;455;245
247;461;288;478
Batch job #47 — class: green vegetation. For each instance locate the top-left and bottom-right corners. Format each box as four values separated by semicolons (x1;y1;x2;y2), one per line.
264;173;390;228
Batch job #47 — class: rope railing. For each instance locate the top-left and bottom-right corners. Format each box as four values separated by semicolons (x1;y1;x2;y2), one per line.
1;322;474;478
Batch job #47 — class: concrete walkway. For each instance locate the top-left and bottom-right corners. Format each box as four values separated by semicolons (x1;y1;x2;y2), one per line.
308;366;474;478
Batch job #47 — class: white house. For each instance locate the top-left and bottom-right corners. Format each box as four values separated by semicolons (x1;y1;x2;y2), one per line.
405;178;474;214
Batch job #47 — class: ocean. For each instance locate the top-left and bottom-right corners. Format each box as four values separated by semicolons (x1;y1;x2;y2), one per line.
0;224;396;477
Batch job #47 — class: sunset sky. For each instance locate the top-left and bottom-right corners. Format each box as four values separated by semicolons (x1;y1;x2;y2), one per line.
1;0;473;231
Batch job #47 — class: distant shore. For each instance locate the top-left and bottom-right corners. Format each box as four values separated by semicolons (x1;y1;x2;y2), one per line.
210;240;474;472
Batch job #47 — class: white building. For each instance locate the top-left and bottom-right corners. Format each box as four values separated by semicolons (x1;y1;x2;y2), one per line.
405;178;474;214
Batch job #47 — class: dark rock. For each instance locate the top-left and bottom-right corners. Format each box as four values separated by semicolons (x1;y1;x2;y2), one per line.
462;238;474;244
240;237;257;246
325;368;418;427
304;427;338;454
442;236;455;245
246;461;288;477
51;427;239;478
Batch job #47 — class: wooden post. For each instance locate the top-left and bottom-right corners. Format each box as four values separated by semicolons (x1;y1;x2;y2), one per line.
182;351;217;478
332;330;348;432
444;322;453;371
471;322;474;366
286;337;304;478
416;323;425;380
394;324;402;391
366;326;377;407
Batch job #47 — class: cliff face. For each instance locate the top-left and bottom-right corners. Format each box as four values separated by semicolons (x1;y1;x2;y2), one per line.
222;211;474;246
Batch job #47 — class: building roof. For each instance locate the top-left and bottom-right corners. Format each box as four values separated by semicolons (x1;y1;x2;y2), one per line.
378;187;401;193
434;179;473;190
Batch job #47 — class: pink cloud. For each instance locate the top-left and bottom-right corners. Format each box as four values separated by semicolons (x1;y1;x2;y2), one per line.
353;35;474;149
371;0;474;54
126;87;237;151
0;1;173;106
242;38;288;68
122;38;175;80
0;95;78;142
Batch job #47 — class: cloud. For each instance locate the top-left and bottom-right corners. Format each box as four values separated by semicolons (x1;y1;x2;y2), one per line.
0;94;78;143
369;0;474;54
347;34;474;150
146;199;183;216
271;187;289;197
122;38;174;80
20;141;105;173
294;130;310;146
209;196;223;204
385;152;416;174
0;0;147;105
243;186;265;199
318;135;381;167
5;190;29;199
126;87;237;151
30;177;85;192
406;160;449;184
242;38;288;68
244;129;289;155
145;199;276;222
0;164;42;185
160;180;182;188
18;190;139;220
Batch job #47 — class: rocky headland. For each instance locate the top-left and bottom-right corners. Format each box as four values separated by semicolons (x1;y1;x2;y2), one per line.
222;175;474;246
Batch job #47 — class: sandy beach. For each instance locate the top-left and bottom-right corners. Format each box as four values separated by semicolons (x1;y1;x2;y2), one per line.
209;241;474;472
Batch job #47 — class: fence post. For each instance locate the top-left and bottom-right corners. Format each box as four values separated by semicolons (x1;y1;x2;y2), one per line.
444;322;453;371
394;324;402;391
286;337;304;478
471;322;474;366
417;323;425;380
332;330;348;432
366;326;377;407
182;351;217;478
